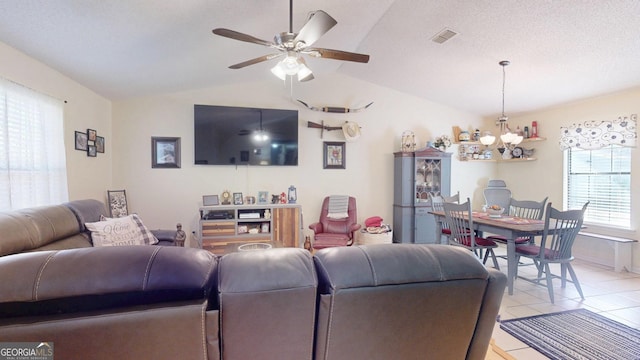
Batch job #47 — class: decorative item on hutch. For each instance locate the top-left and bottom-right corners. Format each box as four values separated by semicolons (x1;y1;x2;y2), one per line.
401;131;416;152
432;135;452;151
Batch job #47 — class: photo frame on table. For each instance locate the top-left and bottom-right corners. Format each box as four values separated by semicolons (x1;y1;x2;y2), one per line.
151;137;181;168
203;195;219;206
233;192;244;205
258;191;269;204
87;129;97;142
75;131;88;151
323;141;346;169
107;190;128;218
96;136;105;153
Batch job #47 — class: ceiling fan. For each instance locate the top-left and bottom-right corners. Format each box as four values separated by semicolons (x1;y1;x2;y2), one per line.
212;0;370;82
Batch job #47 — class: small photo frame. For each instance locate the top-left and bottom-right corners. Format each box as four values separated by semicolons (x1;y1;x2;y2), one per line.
152;137;181;169
203;195;219;206
87;145;97;157
258;191;269;204
323;141;346;169
107;190;128;218
261;222;270;233
96;136;105;153
75;131;88;151
87;129;97;142
233;192;244;205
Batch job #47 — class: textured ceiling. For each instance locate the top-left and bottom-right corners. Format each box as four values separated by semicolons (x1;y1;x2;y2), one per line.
1;0;639;117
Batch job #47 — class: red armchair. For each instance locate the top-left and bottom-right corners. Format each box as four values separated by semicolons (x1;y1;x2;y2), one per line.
308;196;361;250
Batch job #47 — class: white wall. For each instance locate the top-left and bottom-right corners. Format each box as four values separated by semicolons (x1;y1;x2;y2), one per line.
112;73;495;245
0;41;112;201
493;87;640;272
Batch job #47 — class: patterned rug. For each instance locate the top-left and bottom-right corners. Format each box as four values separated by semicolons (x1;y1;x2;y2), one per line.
500;309;640;360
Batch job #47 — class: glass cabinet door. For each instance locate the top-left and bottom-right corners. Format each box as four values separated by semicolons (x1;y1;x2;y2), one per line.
415;158;442;203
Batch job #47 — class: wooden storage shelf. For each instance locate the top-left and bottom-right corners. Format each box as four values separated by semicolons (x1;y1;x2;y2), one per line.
199;204;301;255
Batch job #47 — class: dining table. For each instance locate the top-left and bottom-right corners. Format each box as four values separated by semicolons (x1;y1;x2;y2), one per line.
430;210;545;295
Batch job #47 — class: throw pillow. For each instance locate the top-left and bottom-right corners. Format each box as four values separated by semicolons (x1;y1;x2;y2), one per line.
86;214;159;246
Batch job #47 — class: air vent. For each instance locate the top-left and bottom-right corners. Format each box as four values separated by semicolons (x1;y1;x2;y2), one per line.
431;28;458;44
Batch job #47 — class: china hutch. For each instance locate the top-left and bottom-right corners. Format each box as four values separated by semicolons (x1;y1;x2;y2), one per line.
393;147;451;244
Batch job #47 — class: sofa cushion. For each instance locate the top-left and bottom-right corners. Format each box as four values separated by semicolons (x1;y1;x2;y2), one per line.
63;199;108;232
85;214;159;246
0;246;218;317
0;205;80;256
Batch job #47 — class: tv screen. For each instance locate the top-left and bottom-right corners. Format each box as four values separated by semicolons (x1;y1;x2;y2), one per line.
194;105;299;166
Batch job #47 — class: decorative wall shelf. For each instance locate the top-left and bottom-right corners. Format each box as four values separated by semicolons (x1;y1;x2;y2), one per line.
458;137;546;162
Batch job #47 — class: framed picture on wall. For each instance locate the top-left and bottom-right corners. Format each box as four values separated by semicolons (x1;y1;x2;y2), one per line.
151;137;181;168
107;190;128;218
96;136;105;153
87;145;97;157
87;129;97;142
75;131;88;151
323;141;346;169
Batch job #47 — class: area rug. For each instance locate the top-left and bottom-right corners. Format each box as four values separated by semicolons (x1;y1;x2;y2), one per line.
500;308;640;360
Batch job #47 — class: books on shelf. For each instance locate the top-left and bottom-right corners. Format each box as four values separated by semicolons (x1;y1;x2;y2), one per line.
239;213;260;219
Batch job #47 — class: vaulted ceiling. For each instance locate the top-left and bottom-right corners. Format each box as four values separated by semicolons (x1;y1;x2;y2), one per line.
1;0;639;117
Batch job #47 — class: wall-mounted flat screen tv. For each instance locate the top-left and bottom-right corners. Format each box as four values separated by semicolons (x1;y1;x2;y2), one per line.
194;104;299;166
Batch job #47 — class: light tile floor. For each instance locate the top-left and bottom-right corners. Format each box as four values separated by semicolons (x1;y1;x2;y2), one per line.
490;248;640;359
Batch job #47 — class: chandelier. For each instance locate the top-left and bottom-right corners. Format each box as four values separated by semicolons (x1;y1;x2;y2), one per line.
495;60;522;158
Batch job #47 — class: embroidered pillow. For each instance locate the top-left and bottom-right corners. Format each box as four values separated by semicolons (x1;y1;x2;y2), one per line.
86;214;159;246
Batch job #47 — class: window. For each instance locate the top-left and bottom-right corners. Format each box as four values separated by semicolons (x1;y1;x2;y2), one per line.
0;79;68;211
564;146;631;228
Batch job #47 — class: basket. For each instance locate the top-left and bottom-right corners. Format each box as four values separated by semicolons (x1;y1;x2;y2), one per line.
357;230;393;245
237;243;272;251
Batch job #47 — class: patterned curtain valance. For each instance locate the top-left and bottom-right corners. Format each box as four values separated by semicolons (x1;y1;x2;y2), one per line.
559;114;637;150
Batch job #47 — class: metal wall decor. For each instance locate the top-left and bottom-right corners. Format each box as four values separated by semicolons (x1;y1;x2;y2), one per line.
297;99;373;113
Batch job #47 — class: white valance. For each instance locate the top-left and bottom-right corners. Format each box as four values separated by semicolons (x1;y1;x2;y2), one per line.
559;114;637;150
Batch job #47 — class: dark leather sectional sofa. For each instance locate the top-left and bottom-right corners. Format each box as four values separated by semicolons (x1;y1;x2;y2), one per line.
0;201;506;360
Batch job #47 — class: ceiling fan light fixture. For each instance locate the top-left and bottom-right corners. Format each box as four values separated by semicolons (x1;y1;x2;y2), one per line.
270;63;287;80
297;64;313;81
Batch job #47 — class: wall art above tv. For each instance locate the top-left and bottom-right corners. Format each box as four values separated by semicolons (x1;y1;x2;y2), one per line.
194;104;298;166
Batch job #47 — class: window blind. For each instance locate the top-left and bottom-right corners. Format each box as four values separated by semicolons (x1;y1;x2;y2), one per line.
566;146;631;228
0;78;68;211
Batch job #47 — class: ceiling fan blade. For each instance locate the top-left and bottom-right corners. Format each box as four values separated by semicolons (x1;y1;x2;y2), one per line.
294;10;337;47
212;28;274;47
228;53;284;69
305;48;370;63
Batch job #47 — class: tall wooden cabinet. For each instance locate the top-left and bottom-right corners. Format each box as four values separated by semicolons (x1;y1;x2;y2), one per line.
199;204;301;255
393;147;451;244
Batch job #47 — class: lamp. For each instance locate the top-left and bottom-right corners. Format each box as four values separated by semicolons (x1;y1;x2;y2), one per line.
270;52;314;82
479;132;496;159
287;185;297;204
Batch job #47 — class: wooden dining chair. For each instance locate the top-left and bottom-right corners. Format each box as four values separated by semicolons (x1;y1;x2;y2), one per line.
514;202;588;303
443;198;499;269
487;197;548;246
428;192;460;244
483;180;511;211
